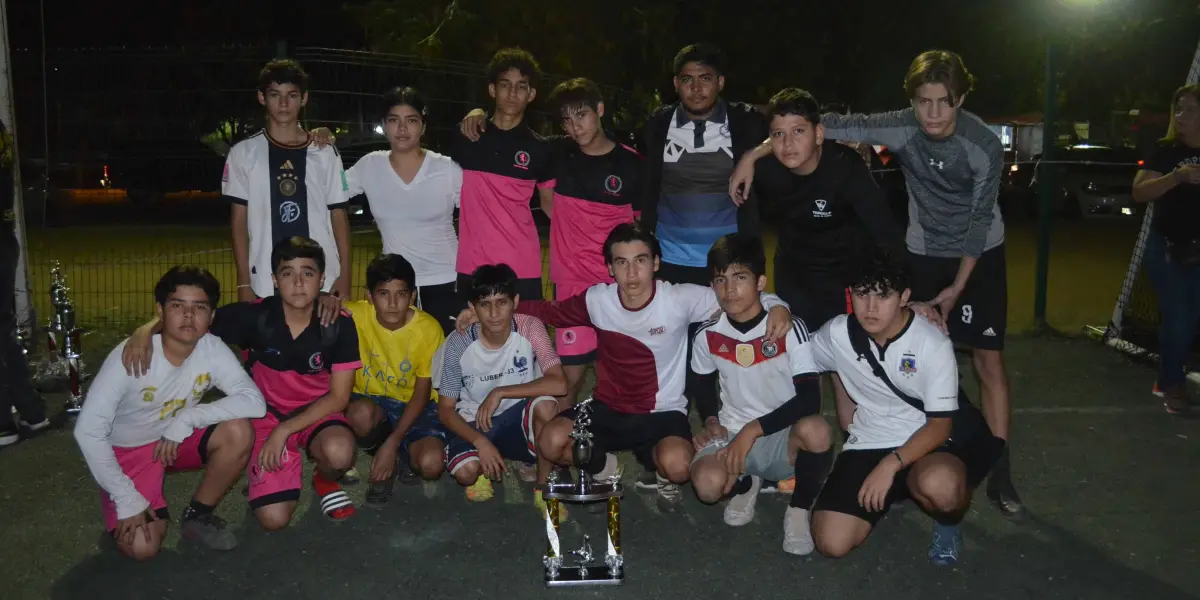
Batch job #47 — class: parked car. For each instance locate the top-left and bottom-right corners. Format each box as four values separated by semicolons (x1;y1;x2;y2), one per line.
106;139;225;205
1007;145;1142;219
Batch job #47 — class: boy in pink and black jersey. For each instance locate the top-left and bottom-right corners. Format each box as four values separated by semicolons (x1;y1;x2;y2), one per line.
450;48;554;302
460;78;644;404
543;79;643;403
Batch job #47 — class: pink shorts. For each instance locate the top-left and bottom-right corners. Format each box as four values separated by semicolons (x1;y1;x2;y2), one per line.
99;425;214;532
246;412;351;509
554;281;598;364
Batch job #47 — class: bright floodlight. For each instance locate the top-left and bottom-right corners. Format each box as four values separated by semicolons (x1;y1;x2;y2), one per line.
374;124;384;135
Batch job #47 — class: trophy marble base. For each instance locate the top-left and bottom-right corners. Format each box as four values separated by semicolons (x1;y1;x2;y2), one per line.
544;566;625;587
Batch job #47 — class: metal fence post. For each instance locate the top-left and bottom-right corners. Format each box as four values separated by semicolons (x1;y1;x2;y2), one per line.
1034;40;1056;330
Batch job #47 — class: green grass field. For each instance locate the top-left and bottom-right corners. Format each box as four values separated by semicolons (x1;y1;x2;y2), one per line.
20;218;1142;336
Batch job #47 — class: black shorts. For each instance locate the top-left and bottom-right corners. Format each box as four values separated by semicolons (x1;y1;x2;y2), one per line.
908;244;1007;351
456;273;544;303
561;401;692;472
416;281;460;335
773;259;851;331
812;434;1005;526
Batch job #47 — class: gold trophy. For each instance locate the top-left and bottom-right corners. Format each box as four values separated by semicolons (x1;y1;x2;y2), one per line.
542;398;624;587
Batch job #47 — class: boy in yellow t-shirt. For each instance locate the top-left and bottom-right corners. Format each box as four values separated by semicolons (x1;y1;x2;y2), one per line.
343;254;448;505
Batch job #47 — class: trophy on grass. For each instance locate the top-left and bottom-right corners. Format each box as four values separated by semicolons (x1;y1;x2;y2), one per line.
542;398;625;587
37;261;86;415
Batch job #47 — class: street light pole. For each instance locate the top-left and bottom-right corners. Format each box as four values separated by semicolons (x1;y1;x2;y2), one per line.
1033;39;1057;330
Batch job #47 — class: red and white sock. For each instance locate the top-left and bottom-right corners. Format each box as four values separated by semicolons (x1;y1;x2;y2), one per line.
313;472;355;520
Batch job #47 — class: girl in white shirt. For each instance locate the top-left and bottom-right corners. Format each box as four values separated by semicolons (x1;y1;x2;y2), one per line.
346;87;463;333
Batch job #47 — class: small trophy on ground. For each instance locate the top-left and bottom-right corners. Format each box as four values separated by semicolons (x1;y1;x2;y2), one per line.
542;398;625;587
39;261;85;415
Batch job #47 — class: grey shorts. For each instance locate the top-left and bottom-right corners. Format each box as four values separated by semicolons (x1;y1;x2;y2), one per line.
692;428;793;482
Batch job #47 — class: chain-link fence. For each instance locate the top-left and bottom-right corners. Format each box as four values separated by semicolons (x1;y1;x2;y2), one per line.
12;45;645;332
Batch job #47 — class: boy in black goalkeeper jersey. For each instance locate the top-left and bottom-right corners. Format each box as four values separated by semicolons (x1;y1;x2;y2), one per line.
751;88;901;440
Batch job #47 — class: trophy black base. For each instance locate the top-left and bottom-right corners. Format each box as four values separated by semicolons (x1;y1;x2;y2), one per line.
544;567;624;588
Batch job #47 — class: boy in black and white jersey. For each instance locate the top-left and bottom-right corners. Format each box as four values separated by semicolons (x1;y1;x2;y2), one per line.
689;233;833;556
807;248;1003;566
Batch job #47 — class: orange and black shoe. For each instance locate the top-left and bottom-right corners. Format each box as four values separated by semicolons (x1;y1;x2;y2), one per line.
314;472;356;520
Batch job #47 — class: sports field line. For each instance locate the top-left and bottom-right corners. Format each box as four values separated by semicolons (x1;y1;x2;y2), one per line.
101;228;384;266
819;405;1160;418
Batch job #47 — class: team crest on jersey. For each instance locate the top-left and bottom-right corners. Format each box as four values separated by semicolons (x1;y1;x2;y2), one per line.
604;175;623;195
761;340;778;358
735;343;755;367
562;330;576;345
140;386;158;403
308;352;325;372
278;172;299;196
899;354;917;377
514;355;529;374
812;199;832;218
514;150;531;169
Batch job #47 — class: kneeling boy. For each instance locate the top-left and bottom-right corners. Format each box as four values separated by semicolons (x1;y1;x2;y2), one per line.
808;248;1004;566
438;264;566;503
343;254;448;504
689;233;833;555
76;266;266;561
126;237;363;529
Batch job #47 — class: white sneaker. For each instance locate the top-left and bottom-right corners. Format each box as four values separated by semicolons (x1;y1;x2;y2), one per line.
592;453;619;481
0;430;18;447
782;506;815;555
517;462;538;483
723;475;761;526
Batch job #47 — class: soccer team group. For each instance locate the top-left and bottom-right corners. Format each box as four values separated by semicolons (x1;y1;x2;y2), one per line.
74;43;1026;568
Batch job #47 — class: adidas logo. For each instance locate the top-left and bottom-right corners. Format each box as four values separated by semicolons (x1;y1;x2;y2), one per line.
718;344;729;353
982;327;997;337
280;160;294;170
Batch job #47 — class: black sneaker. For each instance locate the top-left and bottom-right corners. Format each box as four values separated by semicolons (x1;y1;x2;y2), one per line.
986;448;1027;519
396;448;420;486
180;512;238;551
366;477;395;506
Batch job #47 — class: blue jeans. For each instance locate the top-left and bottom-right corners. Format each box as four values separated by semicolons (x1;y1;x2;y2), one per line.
1143;231;1200;389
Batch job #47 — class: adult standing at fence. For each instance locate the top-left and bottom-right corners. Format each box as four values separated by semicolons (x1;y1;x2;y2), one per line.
0;117;50;447
1132;84;1200;416
340;88;462;335
223;60;353;303
638;43;771;491
730;50;1025;519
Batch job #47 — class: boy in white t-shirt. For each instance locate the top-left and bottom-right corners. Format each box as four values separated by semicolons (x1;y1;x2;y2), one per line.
74;267;265;561
222;59;352;302
808;248;1004;566
438;264;566;504
688;233;833;556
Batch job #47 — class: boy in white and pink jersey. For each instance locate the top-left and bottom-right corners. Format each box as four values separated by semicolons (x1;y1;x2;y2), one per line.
450;48;554;302
75;267;265;561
